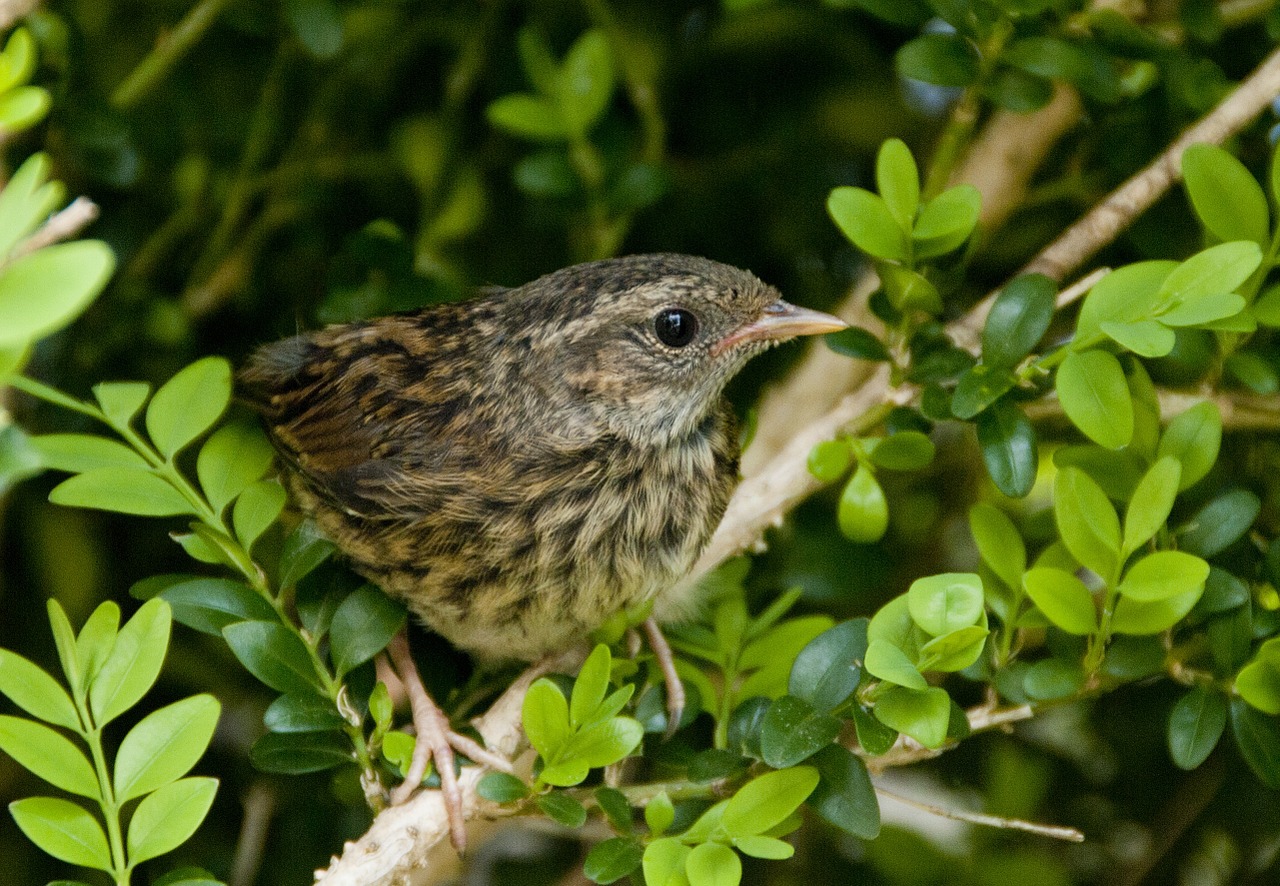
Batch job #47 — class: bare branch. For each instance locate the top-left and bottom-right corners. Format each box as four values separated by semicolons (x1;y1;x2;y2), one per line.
876;786;1085;842
9;197;100;260
0;0;38;32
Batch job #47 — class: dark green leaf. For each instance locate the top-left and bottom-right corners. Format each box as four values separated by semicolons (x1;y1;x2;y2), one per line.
896;33;979;87
727;696;769;758
264;693;346;733
1225;351;1279;395
278;520;336;588
584;837;643;884
688;748;747;783
1168;687;1226;769
152;576;276;636
852;703;897;755
537;791;587;828
1022;658;1085;700
951;365;1018;419
249;730;352;774
1230;698;1280;789
594;786;632;832
285;0;343;60
223;620;324;696
976;400;1037;498
329;585;406;678
809;744;880;839
983;274;1055;367
1178;489;1260;558
825;326;890;361
789;619;867;712
477;772;529;803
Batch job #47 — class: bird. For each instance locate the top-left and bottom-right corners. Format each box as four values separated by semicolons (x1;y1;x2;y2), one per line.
238;253;846;848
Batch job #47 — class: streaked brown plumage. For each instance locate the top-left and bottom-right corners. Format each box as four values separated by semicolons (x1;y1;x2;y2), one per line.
239;253;845;662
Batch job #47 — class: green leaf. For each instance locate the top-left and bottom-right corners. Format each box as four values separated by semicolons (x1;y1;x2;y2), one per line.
969;503;1026;592
866;431;935;471
864;639;926;689
918;625;988;672
685;841;741;886
249;730;352;774
982;274;1056;368
837;464;888;544
1023;657;1086;700
146;576;276;636
1076;260;1177;348
976;400;1037;498
824;327;890;362
285;0;343;60
1168;687;1226;769
1254;284;1280;326
873;685;951;748
1230;698;1280;790
1156;402;1220;491
30;434;148;473
1117;551;1208;603
487;94;566;142
0;153;63;260
560;716;644;770
827;186;909;261
223;620;324;696
876;138;919;232
1002;35;1118;101
1158;292;1247;327
9;797;111;870
0;649;79;729
536;791;587;828
77;597;121;688
196;422;275;514
145;357;233;459
1056;349;1133;450
1111;586;1202;634
913;184;981;259
0;716;97;797
0;241;115;349
92;381;151;430
477;772;529;803
150;865;222;886
907;573;983;636
645;790;674;836
760;695;841;768
1178;489;1260;558
880;264;942;313
571;644;611;729
721;766;819;837
1122;457;1181;556
584;837;643;884
278;520;336;588
1225;351;1279;394
809;744;880;839
89;597;171;727
47;599;82;698
789;619;866;712
114;694;220;802
264;693;346;733
807;439;853;483
644;837;691;886
523;677;571;759
1100;319;1176;357
731;835;794;860
126;776;217;865
0;85;50;130
951;364;1018;419
49;467;195;517
896;33;979;87
558;30;613;138
1181;144;1270;245
1158;241;1261;304
1022;568;1097;635
1054;467;1121;579
1236;638;1280;715
328;584;406;678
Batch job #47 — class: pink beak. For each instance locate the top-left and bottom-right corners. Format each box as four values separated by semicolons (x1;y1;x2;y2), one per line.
711;299;847;357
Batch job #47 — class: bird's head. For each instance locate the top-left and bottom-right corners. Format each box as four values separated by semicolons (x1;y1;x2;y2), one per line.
501;254;847;443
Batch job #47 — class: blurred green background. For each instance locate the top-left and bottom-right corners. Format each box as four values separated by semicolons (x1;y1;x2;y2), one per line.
4;0;1280;883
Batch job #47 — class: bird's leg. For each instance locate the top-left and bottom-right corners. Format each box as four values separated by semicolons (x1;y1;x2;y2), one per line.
382;629;514;854
642;617;685;739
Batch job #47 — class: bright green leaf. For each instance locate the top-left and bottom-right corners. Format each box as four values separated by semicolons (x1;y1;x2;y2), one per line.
114;694;220;802
1181;144;1270;246
571;644;611;729
1157;402;1221;490
876;138;919;232
126;776;218;864
1054;467;1121;579
866;431;935;471
1100;319;1176;357
0;716;97;797
30;434;148;473
49;467;195;517
644;837;691;886
1117;551;1209;602
838;464;888;544
0;240;112;349
197;422;275;514
969;503;1026;592
1056;349;1133;450
907;573;983;636
0;649;79;729
558;30;613;138
88;597;171;727
145;357;233;459
827;186;909;261
523;678;571;759
685;841;741;886
9;797;111;871
873;685;950;748
1022;568;1097;635
1123;457;1181;556
721;766;819;837
864;639;926;689
913;184;981;259
487;94;566;142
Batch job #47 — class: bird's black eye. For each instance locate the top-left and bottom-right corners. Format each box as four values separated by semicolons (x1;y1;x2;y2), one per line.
654;308;698;348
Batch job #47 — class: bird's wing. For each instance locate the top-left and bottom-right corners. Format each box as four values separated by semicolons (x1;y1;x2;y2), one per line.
238;316;489;519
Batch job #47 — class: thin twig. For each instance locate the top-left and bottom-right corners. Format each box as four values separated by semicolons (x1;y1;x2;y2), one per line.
8;197;99;260
876;786;1085;842
111;0;238;108
229;780;278;886
0;0;38;32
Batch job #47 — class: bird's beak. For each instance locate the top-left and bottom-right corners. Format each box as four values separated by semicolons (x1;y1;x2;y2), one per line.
712;299;848;356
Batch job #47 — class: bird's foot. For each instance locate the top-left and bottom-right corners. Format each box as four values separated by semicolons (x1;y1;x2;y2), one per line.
642;617;685;740
384;630;514;855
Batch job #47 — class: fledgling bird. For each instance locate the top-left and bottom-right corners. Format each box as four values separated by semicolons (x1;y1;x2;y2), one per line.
238;253;845;846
